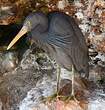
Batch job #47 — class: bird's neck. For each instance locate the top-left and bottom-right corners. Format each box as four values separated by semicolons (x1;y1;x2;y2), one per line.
31;29;49;43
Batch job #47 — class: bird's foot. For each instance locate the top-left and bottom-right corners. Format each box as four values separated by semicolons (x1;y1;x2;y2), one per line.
42;93;69;102
43;93;57;102
66;94;79;103
56;95;69;101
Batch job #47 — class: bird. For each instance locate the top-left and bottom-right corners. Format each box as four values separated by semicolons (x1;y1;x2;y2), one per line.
7;11;89;100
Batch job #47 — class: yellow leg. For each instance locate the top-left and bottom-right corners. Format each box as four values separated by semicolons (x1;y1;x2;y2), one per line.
57;64;61;97
68;65;79;102
71;65;74;96
42;64;61;102
56;65;67;100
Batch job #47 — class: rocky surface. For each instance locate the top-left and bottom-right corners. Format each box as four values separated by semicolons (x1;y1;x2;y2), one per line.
0;46;104;110
0;0;105;110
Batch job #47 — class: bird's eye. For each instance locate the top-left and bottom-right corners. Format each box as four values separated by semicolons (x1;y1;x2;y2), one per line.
26;20;31;28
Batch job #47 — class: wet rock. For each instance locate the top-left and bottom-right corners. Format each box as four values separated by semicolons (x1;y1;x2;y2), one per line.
57;0;69;10
88;99;105;110
0;48;56;110
0;0;105;110
95;52;105;62
75;10;84;20
19;77;57;110
0;99;2;110
0;51;18;74
89;48;98;57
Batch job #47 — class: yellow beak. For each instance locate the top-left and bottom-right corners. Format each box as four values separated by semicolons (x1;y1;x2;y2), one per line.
7;26;28;50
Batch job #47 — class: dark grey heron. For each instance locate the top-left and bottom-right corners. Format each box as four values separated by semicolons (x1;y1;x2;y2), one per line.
7;11;89;100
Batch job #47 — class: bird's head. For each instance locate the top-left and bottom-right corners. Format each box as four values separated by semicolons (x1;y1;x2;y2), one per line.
7;12;48;50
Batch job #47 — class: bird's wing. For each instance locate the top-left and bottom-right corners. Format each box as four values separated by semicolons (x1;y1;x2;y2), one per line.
47;13;89;77
68;17;88;52
67;16;89;77
47;13;79;48
48;12;87;49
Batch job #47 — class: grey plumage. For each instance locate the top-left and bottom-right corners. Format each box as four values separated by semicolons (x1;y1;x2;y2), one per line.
7;11;89;78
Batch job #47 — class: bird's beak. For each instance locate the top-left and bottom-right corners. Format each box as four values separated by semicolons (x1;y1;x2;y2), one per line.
7;26;28;50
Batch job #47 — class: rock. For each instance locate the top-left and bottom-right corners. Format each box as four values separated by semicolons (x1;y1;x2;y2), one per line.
0;51;18;74
0;0;105;110
57;0;69;10
75;10;84;20
0;99;2;110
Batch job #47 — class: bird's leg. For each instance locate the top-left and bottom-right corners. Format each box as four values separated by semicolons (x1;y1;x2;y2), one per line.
67;65;79;102
71;65;75;96
56;65;67;100
42;64;61;102
56;64;61;98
